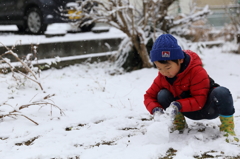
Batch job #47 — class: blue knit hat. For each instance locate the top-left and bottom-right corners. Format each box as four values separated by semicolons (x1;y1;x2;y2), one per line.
150;34;184;62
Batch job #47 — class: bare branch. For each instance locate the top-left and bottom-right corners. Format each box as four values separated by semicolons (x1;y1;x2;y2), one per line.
0;112;39;125
0;43;43;90
5;50;38;80
19;102;65;116
19;114;39;125
0;94;64;125
16;71;43;90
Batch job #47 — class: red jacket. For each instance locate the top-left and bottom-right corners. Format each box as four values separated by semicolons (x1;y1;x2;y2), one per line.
144;50;210;114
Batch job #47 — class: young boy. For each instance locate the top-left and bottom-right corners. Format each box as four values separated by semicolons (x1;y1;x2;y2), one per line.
144;34;238;142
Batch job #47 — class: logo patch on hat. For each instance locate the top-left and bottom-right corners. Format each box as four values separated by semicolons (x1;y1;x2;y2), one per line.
162;51;170;57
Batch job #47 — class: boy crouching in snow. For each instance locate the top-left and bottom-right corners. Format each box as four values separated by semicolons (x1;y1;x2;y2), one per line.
144;34;238;142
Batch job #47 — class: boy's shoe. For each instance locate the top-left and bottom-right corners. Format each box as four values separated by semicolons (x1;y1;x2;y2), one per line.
170;112;188;133
219;115;239;142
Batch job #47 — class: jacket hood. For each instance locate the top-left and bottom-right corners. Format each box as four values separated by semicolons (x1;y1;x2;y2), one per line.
177;50;202;78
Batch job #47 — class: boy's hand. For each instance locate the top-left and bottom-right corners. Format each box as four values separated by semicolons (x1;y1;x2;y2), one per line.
152;107;164;122
165;101;182;120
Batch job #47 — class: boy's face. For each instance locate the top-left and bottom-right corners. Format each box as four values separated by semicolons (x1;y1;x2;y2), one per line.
154;59;183;78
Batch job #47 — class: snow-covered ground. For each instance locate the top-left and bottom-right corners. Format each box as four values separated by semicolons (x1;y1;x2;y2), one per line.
0;25;240;159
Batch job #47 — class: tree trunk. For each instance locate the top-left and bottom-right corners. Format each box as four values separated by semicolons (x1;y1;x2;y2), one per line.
137;43;152;68
132;35;153;68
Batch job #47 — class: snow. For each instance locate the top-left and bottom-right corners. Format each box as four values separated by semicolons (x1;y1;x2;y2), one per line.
0;26;240;158
0;24;126;46
146;116;170;144
0;51;117;69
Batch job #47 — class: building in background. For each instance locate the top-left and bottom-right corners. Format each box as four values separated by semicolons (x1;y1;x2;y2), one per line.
168;0;239;28
168;0;192;16
195;0;239;28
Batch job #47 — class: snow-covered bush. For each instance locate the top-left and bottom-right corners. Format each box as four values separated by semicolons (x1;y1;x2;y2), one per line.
74;0;211;71
0;43;63;125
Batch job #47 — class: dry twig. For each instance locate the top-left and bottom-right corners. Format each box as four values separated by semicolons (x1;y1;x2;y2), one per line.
0;94;64;125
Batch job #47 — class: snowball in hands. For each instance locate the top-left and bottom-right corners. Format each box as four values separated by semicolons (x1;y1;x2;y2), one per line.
165;102;180;120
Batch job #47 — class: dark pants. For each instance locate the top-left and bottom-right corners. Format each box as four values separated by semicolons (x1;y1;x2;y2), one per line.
157;86;235;120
